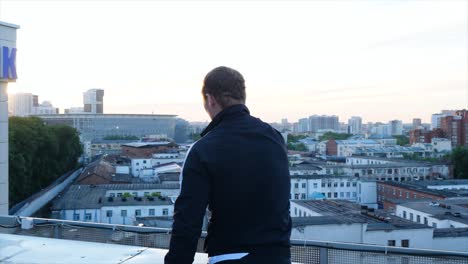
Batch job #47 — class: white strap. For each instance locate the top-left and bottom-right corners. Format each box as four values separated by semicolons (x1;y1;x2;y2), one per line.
209;253;249;264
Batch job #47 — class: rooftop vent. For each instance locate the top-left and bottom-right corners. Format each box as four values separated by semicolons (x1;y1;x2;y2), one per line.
108;197;113;202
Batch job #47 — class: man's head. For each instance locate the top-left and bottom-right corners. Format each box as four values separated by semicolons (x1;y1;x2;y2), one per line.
202;66;246;119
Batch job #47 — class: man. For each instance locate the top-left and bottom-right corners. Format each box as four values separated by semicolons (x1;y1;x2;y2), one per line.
165;66;291;264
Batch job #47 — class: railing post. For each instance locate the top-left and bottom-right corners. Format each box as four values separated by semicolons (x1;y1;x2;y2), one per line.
319;248;328;264
53;224;61;239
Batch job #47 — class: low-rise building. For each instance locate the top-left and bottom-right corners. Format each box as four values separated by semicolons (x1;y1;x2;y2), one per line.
52;184;179;225
377;180;468;211
396;199;468;229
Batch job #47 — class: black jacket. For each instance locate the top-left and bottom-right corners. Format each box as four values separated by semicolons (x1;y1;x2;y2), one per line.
165;104;291;264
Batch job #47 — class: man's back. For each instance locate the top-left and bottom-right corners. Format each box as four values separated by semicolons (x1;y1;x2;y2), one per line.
196;104;291;256
165;104;291;263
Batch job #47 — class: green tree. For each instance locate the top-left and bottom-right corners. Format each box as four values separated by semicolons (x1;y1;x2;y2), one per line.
451;147;468;179
318;132;351;141
9;116;83;207
287;142;308;152
287;134;307;143
393;135;410;146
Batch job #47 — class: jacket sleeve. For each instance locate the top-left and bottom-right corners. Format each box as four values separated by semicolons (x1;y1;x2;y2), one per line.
165;147;210;264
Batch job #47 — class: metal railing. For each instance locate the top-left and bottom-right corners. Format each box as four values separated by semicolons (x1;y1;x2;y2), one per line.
1;215;467;264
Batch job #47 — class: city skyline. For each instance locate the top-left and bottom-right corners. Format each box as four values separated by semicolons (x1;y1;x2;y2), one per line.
1;0;467;123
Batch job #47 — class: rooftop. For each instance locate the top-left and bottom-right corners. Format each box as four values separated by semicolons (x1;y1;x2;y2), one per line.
398;200;468;224
379;181;468;198
292;200;430;231
122;142;175;148
52;184;178;210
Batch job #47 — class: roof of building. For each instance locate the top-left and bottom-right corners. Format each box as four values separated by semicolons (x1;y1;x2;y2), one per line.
292;200;430;231
335;139;380;145
290;174;358;180
292;216;365;227
353;146;427;154
434;227;468;238
158;172;180;182
122;142;174;148
398;200;468;224
52;184;178;210
378;181;468;198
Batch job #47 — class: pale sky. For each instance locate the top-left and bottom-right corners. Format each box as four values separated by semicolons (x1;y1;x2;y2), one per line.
1;0;467;123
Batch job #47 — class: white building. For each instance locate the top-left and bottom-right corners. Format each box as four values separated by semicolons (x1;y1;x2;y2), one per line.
396;199;468;229
51;184;179;225
431;113;447;130
389;120;403;136
32;101;57;115
8;92;34;116
290;175;377;207
83;89;104;114
348;116;362;135
431;138;452;153
290;200;468;252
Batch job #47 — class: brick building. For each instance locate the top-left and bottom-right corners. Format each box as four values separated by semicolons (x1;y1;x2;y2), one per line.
377;181;468;211
440;109;468;147
121;142;178;158
409;128;445;145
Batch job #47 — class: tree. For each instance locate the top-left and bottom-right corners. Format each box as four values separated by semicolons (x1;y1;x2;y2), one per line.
9;116;83;207
287;134;308;143
318;132;351;141
451;147;468;179
393;135;409;146
287;142;308;152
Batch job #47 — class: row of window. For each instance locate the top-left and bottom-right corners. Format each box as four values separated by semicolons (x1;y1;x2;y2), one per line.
108;191;161;197
72;208;169;221
378;186;427;199
292;192;357;200
402;211;437;227
388;239;409;247
294;207;312;217
293;182;357;189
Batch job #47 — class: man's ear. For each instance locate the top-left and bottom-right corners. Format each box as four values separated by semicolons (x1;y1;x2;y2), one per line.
206;94;218;108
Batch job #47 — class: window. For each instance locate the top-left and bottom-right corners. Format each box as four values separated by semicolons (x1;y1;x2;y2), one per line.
132;192;138;197
403;211;407;218
409;213;413;221
321;183;325;187
149;209;155;216
117;193;122;197
295;208;297;216
136;162;139;165
294;194;299;199
110;193;115;197
424;217;428;225
327;183;332;187
340;182;344;187
352;182;357;187
399;190;402;197
413;194;417;199
334;192;338;198
388;240;396;246
346;182;350;187
313;183;318;188
163;208;169;216
135;209;141;216
352;192;356;198
302;183;306;188
406;192;409;199
106;210;113;217
294;183;299;188
432;223;437;228
73;213;80;221
401;240;409;248
327;192;331;198
299;210;302;217
392;189;396;195
333;182;338;187
340;192;344;198
85;213;92;221
121;210;127;217
144;192;150;196
301;193;306;199
143;160;146;164
346;192;350;198
416;215;421;223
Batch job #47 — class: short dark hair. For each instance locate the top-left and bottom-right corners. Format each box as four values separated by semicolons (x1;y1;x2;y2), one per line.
202;66;246;108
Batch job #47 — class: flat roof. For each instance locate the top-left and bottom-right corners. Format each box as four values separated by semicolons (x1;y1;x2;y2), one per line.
398;200;468;224
0;21;20;29
378;181;468;198
35;113;177;118
52;184;179;210
292;200;430;230
0;233;208;263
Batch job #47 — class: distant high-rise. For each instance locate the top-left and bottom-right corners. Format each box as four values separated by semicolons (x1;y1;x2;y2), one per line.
83;89;104;114
431;113;447;130
412;118;422;129
308;115;339;132
8;93;35;116
298;118;309;133
348;116;362;135
440;110;468;147
389;120;403;136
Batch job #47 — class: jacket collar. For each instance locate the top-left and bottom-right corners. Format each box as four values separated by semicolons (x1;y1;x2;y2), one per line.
200;104;250;137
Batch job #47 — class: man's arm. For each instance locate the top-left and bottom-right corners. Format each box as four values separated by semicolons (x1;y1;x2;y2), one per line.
165;148;210;264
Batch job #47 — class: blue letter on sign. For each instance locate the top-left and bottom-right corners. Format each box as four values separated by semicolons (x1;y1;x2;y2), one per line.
2;46;17;80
